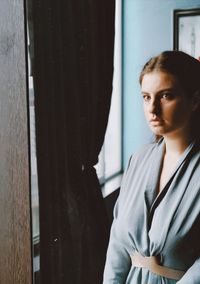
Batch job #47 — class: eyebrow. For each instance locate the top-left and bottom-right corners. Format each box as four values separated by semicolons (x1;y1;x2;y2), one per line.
141;88;175;95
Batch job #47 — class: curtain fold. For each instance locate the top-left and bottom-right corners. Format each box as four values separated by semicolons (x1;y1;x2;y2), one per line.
32;0;115;283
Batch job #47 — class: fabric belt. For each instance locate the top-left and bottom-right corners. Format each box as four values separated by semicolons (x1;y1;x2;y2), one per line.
131;251;185;280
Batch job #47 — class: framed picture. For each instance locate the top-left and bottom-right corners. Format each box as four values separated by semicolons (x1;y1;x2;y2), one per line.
174;8;200;60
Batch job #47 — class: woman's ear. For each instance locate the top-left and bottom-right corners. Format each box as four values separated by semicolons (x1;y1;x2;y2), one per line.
192;90;200;111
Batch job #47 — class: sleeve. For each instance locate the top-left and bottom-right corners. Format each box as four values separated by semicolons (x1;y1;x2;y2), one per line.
102;201;131;283
177;258;200;284
103;156;133;284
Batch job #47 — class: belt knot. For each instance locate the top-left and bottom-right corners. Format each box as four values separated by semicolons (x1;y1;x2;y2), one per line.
131;251;185;280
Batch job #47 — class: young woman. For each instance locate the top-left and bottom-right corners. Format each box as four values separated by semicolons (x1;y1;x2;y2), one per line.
103;51;200;283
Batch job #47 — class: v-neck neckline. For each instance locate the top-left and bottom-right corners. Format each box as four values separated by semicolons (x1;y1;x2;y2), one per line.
144;138;196;223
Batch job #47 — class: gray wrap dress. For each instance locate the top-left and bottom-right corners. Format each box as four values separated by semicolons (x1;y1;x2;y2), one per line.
103;139;200;283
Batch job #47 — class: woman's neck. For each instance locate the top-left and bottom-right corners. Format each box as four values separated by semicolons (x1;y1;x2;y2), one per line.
163;134;193;157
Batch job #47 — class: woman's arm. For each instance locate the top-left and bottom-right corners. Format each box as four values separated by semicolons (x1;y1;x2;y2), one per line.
103;200;131;283
103;156;133;283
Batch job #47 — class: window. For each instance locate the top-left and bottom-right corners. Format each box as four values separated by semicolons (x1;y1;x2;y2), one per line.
27;26;40;277
95;0;123;197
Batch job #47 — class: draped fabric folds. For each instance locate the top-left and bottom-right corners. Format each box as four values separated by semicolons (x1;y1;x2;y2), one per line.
32;0;115;283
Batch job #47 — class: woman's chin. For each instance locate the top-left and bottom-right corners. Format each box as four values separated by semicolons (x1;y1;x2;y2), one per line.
150;126;166;136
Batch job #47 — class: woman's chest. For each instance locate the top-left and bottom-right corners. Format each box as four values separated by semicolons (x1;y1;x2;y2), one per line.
158;155;180;193
118;159;200;253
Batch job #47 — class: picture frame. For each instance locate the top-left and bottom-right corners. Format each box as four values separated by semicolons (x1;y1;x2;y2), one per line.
174;8;200;60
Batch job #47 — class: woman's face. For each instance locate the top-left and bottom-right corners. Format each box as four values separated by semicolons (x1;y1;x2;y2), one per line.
141;71;195;139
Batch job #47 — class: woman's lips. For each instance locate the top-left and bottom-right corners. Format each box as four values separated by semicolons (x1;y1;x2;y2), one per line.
149;118;163;125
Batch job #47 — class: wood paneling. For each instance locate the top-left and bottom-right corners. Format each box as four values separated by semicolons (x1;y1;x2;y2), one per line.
0;0;32;283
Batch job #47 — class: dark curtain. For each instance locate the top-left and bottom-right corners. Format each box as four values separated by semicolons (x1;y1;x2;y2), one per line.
32;0;115;283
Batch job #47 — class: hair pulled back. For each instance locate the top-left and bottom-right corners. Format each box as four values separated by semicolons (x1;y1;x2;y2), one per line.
139;50;200;141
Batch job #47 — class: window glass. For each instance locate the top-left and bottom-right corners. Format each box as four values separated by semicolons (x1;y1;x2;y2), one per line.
95;0;122;194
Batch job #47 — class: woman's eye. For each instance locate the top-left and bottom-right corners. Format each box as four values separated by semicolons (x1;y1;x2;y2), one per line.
161;92;174;100
143;95;151;101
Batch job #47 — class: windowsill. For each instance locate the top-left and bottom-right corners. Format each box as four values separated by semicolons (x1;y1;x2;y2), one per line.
101;173;123;198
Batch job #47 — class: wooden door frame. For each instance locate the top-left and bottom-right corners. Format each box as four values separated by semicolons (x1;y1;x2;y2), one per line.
0;0;32;283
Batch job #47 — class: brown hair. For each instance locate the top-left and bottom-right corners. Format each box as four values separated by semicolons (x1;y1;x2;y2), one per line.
139;50;200;141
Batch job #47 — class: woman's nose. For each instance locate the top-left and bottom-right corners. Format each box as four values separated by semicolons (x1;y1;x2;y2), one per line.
149;99;160;114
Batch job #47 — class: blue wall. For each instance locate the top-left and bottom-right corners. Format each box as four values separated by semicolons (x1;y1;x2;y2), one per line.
123;0;200;167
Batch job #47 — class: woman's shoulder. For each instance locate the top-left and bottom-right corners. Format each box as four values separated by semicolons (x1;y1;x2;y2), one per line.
119;141;161;195
134;141;158;156
128;140;162;168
